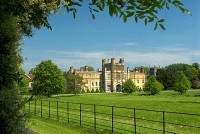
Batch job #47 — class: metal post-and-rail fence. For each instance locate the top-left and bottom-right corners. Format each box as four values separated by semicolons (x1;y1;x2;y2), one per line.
26;100;200;134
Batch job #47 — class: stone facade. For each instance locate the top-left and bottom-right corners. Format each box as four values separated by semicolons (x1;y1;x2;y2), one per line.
69;66;101;92
68;58;147;93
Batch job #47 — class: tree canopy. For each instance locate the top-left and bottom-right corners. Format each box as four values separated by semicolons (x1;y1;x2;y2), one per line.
156;68;177;90
0;0;191;33
18;68;30;95
0;15;26;133
165;63;191;73
122;78;138;94
29;68;36;74
173;71;190;94
88;66;94;71
144;76;164;95
157;63;200;90
66;72;84;95
32;60;66;97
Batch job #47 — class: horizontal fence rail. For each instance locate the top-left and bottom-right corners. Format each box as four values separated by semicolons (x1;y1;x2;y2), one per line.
25;100;200;134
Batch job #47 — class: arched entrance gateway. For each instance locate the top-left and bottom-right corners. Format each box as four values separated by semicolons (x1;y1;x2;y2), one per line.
116;84;122;92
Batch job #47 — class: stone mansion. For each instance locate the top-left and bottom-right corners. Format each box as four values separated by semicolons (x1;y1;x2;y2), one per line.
68;58;147;93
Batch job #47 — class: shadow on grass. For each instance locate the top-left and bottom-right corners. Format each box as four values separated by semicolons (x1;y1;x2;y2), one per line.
178;101;200;104
194;94;200;97
121;93;131;96
138;93;150;96
52;94;81;98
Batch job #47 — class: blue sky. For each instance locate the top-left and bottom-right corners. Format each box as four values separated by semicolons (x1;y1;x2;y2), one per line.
22;0;200;73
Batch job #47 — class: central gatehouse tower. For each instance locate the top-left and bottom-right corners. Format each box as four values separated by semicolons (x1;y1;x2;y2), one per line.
102;58;128;92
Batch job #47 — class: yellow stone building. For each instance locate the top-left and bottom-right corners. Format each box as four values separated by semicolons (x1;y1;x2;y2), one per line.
68;58;147;93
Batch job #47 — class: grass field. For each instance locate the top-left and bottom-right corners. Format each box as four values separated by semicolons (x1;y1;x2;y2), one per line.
27;90;200;134
28;116;98;134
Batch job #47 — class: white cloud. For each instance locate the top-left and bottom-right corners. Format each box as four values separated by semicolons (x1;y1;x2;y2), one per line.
23;47;200;73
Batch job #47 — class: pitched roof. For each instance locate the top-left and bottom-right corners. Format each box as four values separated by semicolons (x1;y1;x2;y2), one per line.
25;74;34;82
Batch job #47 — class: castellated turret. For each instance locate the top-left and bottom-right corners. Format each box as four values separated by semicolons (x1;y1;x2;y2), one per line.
111;58;116;65
102;59;106;64
119;58;124;65
85;66;88;72
102;59;106;71
141;66;145;73
70;66;75;73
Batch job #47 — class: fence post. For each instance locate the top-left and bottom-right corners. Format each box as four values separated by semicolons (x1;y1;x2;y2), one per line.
163;111;165;134
41;100;42;117
57;101;59;121
94;104;96;131
80;103;82;127
29;101;30;113
134;108;136;134
48;100;50;119
112;106;114;133
67;102;69;123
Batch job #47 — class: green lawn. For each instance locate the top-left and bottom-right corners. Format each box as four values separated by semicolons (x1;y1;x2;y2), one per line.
28;116;97;134
27;90;200;134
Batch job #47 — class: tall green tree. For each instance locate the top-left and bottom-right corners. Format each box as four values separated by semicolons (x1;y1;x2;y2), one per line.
164;63;199;89
173;71;190;94
32;60;66;97
156;68;177;90
144;76;164;95
165;63;191;73
192;62;200;70
0;15;27;133
88;66;94;71
122;79;138;94
66;73;84;95
29;68;36;74
185;67;199;85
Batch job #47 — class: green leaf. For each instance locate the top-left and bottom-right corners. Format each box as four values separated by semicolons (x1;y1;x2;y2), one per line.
187;10;192;16
158;19;165;23
123;15;127;23
166;3;169;10
159;24;166;30
161;1;166;7
179;6;185;13
92;0;97;4
144;18;147;25
154;22;158;30
127;12;134;17
149;12;156;17
138;15;145;19
93;9;99;12
148;17;154;22
56;0;61;6
109;5;113;16
135;16;138;23
92;14;96;20
73;11;76;19
127;6;134;10
96;3;103;10
72;2;82;7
